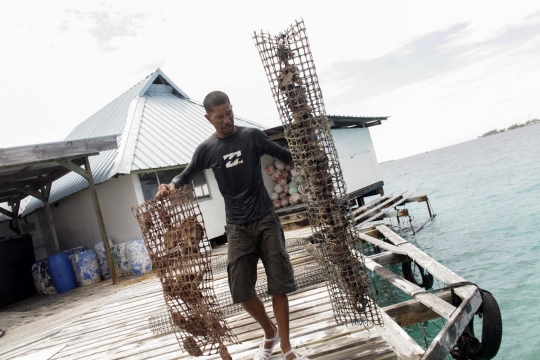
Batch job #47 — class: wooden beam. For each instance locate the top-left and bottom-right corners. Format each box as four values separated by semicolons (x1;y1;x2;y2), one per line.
0;207;15;218
423;288;482;359
279;212;308;225
363;256;457;320
377;308;425;360
350;194;390;217
376;225;470;299
0;167;52;186
357;232;408;255
367;252;408;266
383;290;454;327
43;199;60;254
15;185;45;202
354;192;405;222
0;135;117;168
83;156;118;284
404;195;428;203
58;160;90;180
357;195;410;227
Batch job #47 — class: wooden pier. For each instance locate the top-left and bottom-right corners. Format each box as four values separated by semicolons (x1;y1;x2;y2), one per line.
0;202;492;359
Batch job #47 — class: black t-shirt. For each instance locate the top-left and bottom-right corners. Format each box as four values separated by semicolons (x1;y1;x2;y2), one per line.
172;127;293;224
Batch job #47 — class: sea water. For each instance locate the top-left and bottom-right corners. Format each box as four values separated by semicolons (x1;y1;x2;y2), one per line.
378;124;540;359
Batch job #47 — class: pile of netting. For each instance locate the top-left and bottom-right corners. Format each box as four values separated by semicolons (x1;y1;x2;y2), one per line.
132;186;237;359
253;19;382;327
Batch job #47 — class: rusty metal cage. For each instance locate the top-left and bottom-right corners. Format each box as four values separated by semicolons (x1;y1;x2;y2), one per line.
132;186;237;359
253;19;382;327
149;264;326;335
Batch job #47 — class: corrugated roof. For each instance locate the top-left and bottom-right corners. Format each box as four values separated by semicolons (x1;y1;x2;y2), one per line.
20;69;266;217
131;94;265;171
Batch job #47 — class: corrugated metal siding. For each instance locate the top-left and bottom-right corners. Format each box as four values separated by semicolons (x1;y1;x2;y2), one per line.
22;74;152;216
131;95;266;171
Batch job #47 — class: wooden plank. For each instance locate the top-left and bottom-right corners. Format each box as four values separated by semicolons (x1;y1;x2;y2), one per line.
279;211;308;225
354;194;404;222
58;159;90;180
404;195;428;203
357;233;408;255
0;135;117;168
423;288;482;360
376;309;424;360
351;195;390;217
376;225;469;299
363;257;456;320
0;206;15;218
357;196;409;226
15;185;45;201
367;252;408;267
383;290;453;327
83;156;118;284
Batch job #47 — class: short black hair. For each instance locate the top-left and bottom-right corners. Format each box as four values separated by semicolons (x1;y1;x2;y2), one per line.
203;91;230;114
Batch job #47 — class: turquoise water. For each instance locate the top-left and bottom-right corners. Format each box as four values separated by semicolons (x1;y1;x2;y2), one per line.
379;124;540;359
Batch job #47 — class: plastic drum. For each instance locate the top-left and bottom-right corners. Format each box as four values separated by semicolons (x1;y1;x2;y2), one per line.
126;239;152;276
47;252;78;293
70;250;102;286
94;239;114;279
114;243;133;277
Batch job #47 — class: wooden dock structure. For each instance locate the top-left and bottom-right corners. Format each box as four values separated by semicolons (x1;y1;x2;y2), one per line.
0;218;490;360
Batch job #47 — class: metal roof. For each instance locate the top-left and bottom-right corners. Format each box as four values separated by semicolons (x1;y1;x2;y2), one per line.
263;115;389;140
19;69;267;217
130;95;265;171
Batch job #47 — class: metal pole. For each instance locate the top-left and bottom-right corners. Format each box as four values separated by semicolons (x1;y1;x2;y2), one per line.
83;156;118;284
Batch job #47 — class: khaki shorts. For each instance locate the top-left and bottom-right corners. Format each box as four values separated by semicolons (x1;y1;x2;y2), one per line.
226;211;296;303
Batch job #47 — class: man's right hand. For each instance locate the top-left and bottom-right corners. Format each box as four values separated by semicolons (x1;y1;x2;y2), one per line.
155;183;176;200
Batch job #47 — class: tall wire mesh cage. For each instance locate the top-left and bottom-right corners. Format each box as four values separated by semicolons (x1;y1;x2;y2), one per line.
253;19;382;327
132;186;237;359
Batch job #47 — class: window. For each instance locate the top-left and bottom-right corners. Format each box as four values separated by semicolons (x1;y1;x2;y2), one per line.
138;168;211;202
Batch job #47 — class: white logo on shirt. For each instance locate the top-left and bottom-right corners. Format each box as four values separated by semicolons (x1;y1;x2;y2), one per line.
223;150;243;168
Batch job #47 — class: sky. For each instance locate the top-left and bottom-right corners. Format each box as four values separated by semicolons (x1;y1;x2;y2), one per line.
1;1;539;162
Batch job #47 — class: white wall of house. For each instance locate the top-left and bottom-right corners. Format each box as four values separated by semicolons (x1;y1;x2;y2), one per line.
43;174;142;251
260;127;382;197
332;128;382;191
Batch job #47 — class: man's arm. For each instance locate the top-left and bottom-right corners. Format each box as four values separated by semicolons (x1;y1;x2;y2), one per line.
155;146;206;199
253;129;293;165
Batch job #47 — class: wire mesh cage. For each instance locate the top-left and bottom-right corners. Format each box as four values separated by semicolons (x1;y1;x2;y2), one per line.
132;186;237;359
253;19;382;327
149;264;327;334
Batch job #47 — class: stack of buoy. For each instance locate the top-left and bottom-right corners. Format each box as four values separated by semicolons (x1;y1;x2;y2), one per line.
265;159;306;209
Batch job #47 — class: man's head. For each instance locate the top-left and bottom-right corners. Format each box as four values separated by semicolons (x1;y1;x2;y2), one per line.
204;91;236;138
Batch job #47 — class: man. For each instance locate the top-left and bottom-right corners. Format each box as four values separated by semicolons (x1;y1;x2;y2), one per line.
156;91;309;360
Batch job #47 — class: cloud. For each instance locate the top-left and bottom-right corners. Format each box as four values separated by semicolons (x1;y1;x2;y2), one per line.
62;9;144;50
323;13;540;106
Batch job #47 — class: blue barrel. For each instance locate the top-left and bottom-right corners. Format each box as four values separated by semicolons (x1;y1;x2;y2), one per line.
47;253;78;293
70;250;102;286
126;239;152;276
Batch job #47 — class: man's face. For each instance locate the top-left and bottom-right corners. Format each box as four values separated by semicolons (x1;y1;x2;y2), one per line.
205;102;236;138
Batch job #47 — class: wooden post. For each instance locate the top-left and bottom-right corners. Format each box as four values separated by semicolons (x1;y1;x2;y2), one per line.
8;197;21;234
83;156;118;284
37;184;60;254
43;200;60;254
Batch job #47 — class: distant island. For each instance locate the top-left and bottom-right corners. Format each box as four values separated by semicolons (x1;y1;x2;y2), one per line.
479;119;540;138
